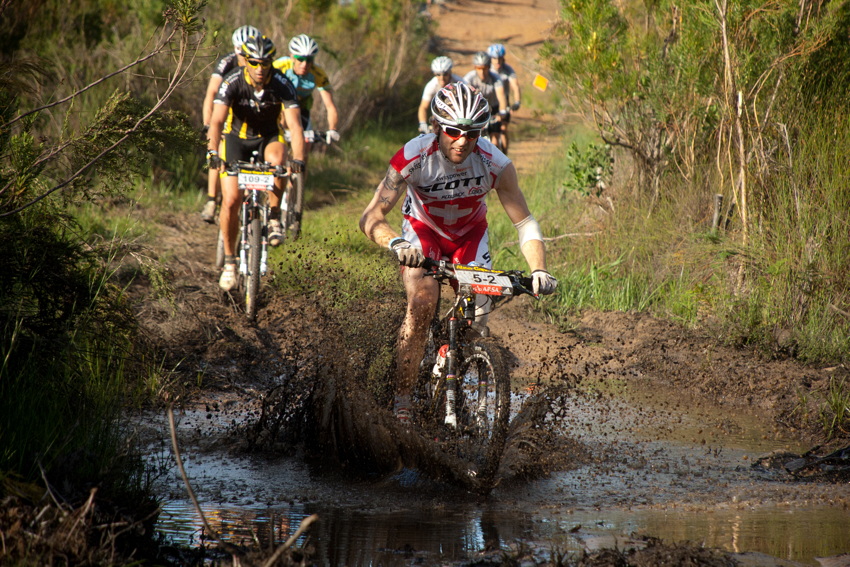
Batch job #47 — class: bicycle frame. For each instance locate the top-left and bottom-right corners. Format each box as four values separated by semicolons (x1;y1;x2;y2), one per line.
422;259;534;428
224;156;287;320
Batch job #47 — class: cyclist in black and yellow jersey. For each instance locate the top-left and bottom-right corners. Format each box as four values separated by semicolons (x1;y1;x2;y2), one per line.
200;24;259;223
207;33;306;291
273;34;340;154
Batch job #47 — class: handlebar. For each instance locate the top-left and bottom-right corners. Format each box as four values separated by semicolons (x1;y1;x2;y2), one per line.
223;160;289;177
421;258;535;297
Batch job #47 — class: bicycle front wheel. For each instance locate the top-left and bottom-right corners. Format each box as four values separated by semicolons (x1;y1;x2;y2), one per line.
244;215;262;321
456;338;511;441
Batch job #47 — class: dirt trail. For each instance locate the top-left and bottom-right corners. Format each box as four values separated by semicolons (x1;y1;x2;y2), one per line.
426;0;564;173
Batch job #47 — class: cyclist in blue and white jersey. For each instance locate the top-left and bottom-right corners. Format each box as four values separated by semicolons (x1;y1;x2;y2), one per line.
487;43;522;154
462;52;509;150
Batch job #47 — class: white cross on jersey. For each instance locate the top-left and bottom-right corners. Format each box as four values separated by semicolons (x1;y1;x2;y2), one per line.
427;203;473;225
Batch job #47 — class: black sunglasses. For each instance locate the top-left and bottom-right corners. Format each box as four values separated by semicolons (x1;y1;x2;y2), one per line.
442;126;482;140
246;58;272;68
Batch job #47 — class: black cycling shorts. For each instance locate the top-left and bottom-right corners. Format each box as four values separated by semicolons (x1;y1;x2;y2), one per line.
221;131;284;164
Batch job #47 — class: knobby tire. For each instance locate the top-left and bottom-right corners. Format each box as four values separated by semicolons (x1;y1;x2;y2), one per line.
419;334;512;485
285;173;304;241
457;337;511;481
244;215;262;321
215;229;225;268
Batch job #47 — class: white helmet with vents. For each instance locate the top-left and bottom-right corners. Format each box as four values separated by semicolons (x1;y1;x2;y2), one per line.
288;34;320;57
232;25;260;54
430;56;453;74
430;82;490;129
472;51;491;67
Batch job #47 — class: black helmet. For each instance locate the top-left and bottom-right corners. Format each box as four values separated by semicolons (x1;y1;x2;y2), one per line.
241;33;276;61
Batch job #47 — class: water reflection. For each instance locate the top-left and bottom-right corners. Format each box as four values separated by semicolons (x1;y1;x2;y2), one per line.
156;499;850;566
151;377;849;565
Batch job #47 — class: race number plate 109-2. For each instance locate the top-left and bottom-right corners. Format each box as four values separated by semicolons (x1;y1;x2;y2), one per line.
454;264;513;296
238;171;274;191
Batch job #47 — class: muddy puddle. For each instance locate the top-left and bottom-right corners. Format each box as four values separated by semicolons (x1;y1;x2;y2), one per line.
143;380;850;566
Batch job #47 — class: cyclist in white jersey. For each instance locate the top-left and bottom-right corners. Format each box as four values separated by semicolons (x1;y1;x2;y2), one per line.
360;82;557;422
417;56;464;135
462;52;509;150
487;43;521;154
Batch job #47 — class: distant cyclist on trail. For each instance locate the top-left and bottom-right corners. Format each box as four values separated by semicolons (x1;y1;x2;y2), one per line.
487;43;522;154
207;33;306;291
359;82;557;422
201;25;260;223
462;52;509;151
417;56;464;135
273;34;341;153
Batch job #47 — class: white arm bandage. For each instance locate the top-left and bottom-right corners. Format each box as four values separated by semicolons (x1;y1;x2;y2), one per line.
513;214;543;248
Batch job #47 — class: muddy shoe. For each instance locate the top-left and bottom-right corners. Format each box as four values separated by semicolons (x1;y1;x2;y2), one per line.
219;263;237;291
268;219;283;247
200;199;216;224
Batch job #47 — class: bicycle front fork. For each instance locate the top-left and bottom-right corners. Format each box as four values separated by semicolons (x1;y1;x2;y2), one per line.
443;317;459;428
238;202;269;276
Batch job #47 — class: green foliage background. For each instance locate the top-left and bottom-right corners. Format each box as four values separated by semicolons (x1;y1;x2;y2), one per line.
0;0;431;524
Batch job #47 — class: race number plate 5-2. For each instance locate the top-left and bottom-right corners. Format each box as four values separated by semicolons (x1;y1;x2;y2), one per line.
454;264;513;296
238;171;274;191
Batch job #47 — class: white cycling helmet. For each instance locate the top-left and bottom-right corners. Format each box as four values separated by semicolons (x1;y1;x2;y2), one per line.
430;56;453;74
472;51;491;67
487;43;506;58
232;25;260;54
430;82;491;129
289;34;320;57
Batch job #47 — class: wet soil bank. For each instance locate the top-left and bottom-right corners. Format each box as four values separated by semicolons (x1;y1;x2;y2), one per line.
130;259;850;566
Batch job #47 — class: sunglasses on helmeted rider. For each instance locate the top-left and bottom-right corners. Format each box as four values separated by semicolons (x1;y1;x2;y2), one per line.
442;126;482;140
293;55;314;63
246;58;272;68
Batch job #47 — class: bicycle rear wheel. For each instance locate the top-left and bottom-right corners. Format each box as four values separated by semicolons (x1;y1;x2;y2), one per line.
244;215;262;321
284;173;304;240
215;229;225;268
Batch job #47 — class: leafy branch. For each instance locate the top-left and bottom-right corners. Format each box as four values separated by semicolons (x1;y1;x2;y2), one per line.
0;0;207;217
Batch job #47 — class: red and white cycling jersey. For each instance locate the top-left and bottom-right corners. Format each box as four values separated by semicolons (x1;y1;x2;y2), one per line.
391;133;510;241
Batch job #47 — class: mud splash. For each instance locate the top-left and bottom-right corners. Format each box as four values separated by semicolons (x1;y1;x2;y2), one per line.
143;356;850;566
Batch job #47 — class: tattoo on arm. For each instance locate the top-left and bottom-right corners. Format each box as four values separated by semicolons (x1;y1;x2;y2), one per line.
383;166;405;193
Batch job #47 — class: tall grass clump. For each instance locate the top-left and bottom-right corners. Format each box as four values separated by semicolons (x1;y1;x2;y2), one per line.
537;0;850;364
0;0;205;513
0;204;152;504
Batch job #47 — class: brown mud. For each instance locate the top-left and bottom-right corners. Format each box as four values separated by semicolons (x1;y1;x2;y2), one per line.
127;1;850;565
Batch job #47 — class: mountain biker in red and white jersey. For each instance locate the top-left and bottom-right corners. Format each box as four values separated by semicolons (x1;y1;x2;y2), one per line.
207;33;306;291
417;56;464;135
462;52;509;151
200;25;260;223
359;82;557;422
487;43;522;154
